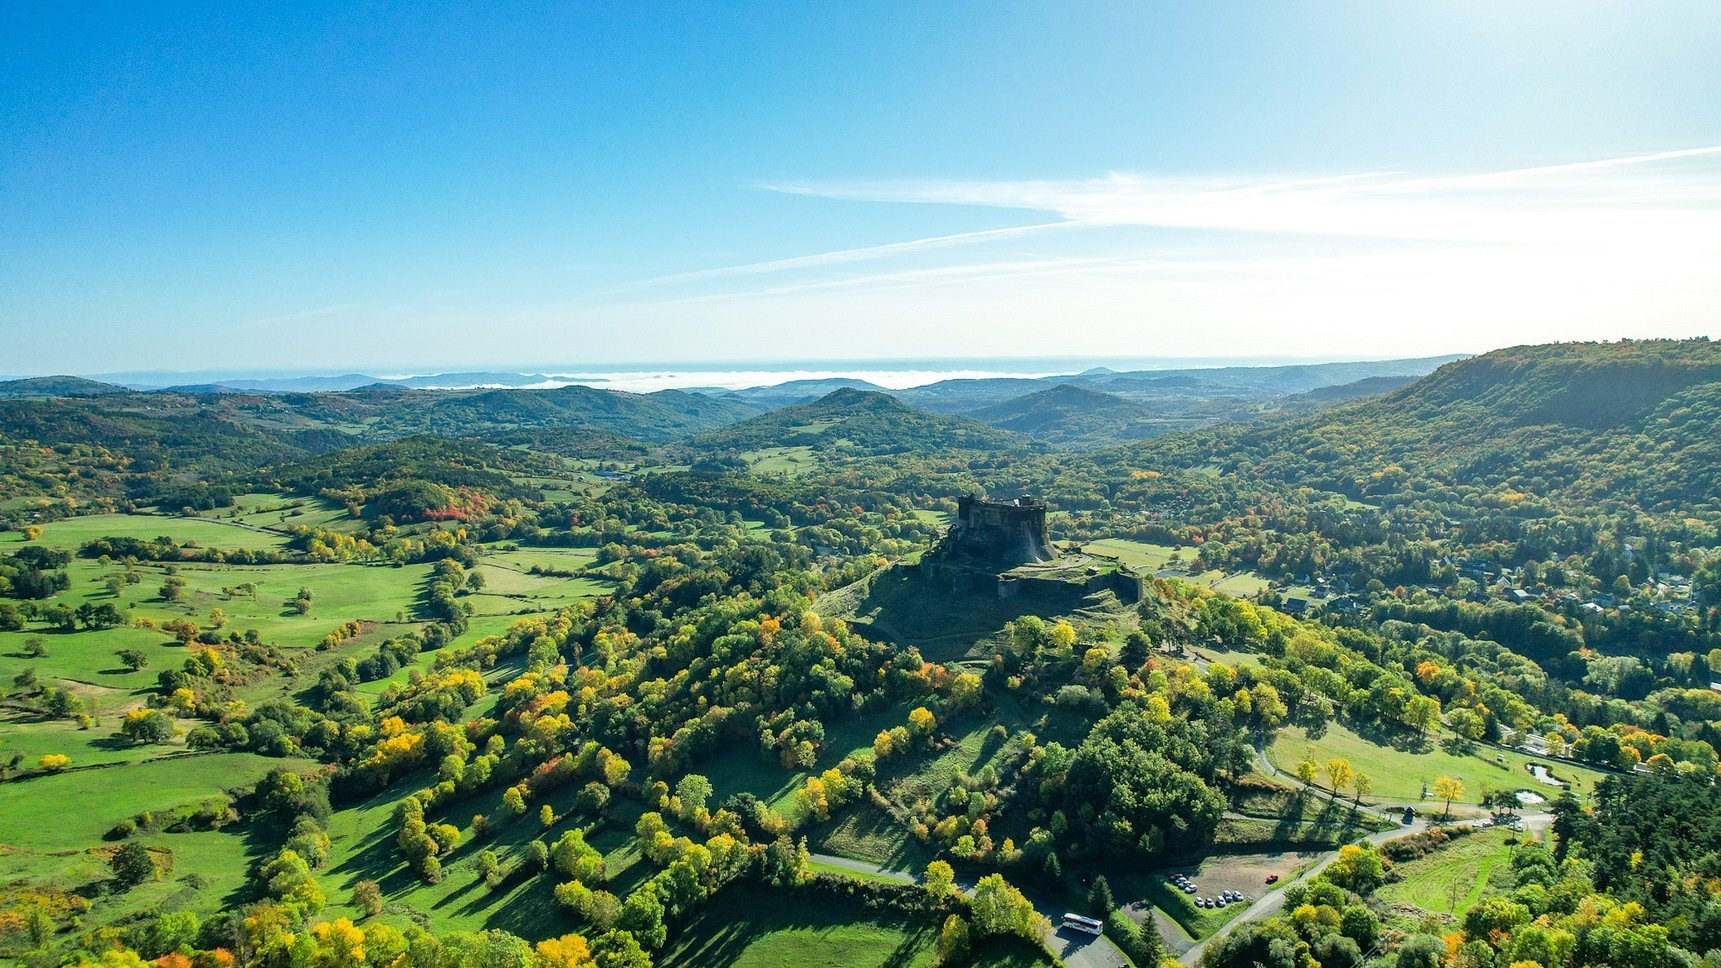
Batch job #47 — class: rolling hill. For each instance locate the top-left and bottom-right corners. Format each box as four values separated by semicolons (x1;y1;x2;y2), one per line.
685;387;1033;457
969;384;1199;448
378;385;763;442
0;376;131;397
1130;339;1721;514
1279;374;1418;404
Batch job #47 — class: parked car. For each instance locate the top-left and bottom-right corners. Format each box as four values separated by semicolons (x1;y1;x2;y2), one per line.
1266;874;1280;884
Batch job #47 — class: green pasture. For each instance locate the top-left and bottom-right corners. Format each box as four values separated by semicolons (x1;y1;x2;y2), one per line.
472;551;609;607
657;887;1049;968
812;800;933;872
112;560;434;651
1083;539;1180;571
0;752;314;852
1083;538;1269;598
480;547;598;573
4;513;289;552
0;618;182;692
1191;644;1262;668
1269;721;1607;805
745;446;818;475
1376;829;1522;915
311;768;651;940
219;494;361;533
0;711;201;770
702;708;885;827
806;859;907;885
815;713;1027;870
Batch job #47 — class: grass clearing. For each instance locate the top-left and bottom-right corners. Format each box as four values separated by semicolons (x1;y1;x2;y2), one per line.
1084;539;1269;598
657;887;1049;968
1377;829;1524;914
7;512;289;552
745;445;819;475
1269;721;1607;805
0;752;314;852
1084;539;1179;571
807;858;909;885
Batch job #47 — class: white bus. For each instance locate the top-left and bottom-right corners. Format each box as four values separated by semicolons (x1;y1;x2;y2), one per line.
1061;913;1104;936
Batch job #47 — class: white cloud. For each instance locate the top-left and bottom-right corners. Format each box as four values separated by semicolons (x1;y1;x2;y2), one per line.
567;146;1721;360
761;144;1721;248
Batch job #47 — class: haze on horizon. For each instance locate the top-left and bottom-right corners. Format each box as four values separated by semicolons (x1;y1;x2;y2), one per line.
3;2;1720;375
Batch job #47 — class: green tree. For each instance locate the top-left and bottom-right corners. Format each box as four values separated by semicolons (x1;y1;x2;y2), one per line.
969;874;1042;940
936;915;971;964
351;879;383;918
674;774;712;818
617;890;666;949
1433;776;1465;817
111;842;156;886
924;860;955;898
591;930;651;968
118;709;176;745
1088;874;1115;917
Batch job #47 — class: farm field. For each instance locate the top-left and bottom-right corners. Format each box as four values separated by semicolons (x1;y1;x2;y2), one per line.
1269;721;1607;805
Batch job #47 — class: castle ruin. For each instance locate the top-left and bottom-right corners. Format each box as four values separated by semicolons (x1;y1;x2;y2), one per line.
941;495;1050;564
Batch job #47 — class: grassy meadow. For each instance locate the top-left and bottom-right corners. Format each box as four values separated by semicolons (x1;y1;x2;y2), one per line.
656;888;1050;968
1376;829;1525;915
1083;538;1270;598
1269;721;1607;805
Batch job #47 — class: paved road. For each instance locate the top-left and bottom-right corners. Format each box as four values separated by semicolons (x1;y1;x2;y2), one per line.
1177;812;1554;966
1251;746;1403;824
815;809;1551;968
810;853;1131;968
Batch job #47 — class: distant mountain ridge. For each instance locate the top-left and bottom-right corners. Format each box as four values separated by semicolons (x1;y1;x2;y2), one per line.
1130;339;1721;514
686;387;1032;457
34;354;1463;400
968;384;1194;448
0;376;131;397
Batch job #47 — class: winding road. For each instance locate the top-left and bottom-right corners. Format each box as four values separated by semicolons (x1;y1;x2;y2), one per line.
1175;811;1553;966
810;767;1549;968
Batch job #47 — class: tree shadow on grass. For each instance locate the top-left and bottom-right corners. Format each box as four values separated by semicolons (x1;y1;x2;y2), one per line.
458;874;572;937
659;893;937;968
1351;719;1434;753
88;735;141;752
811;800;931;872
219;814;300;910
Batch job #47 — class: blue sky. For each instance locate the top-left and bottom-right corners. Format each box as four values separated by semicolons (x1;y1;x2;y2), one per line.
3;1;1720;374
